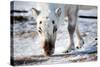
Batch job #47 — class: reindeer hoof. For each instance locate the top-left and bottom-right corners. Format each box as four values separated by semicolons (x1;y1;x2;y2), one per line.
63;50;69;53
76;46;79;49
76;45;82;49
76;39;84;49
63;48;74;53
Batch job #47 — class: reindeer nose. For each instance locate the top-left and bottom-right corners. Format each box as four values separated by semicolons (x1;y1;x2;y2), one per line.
43;39;55;56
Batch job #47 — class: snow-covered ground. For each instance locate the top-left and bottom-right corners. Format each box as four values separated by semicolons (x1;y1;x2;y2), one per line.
11;2;97;65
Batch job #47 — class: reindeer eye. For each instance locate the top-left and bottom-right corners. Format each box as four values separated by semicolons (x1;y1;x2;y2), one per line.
40;21;42;24
52;20;55;24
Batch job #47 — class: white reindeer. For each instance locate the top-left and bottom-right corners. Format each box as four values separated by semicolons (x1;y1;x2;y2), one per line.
31;3;84;56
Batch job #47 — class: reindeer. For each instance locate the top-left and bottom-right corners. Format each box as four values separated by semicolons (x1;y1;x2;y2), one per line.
31;3;84;56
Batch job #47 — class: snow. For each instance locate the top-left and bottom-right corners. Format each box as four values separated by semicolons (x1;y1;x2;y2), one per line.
78;9;97;16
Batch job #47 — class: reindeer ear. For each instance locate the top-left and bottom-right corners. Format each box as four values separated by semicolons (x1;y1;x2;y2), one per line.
55;8;62;17
31;8;40;17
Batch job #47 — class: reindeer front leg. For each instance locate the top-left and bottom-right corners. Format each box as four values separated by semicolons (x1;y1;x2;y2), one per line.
65;16;76;53
64;7;78;53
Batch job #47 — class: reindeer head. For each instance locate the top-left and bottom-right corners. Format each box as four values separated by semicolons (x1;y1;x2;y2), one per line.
32;7;62;56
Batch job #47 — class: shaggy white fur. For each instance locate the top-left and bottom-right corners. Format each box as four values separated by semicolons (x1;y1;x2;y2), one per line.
32;3;84;56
